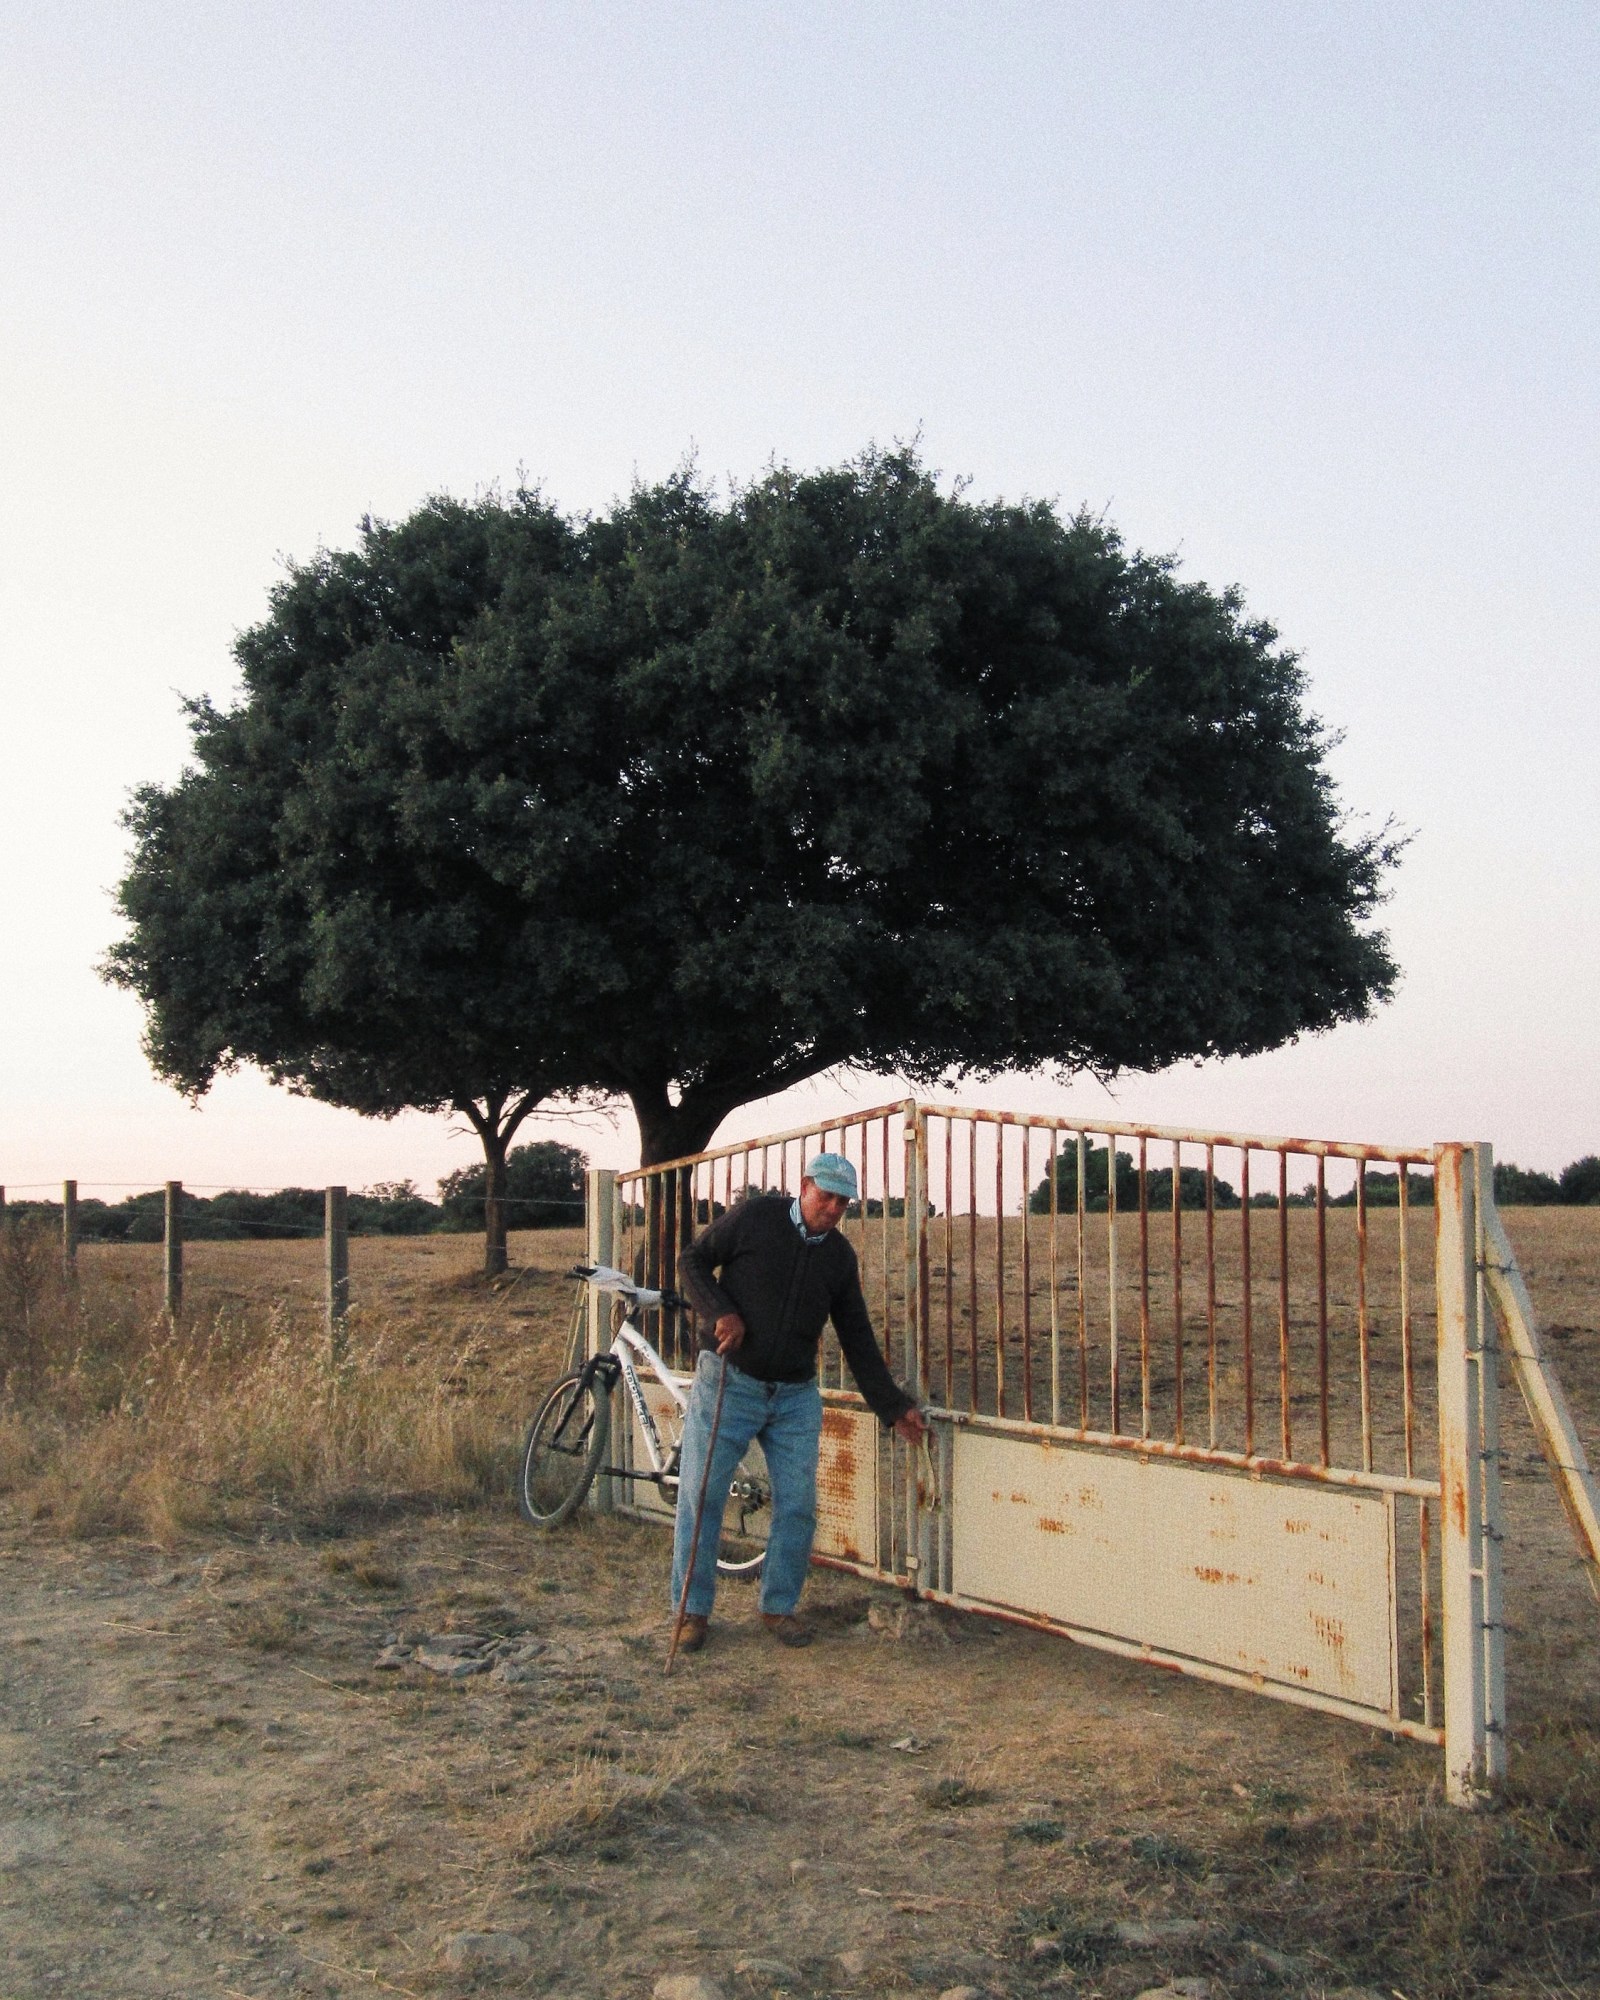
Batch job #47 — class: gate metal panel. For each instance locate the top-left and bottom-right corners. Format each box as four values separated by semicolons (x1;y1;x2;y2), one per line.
947;1428;1399;1717
815;1396;881;1568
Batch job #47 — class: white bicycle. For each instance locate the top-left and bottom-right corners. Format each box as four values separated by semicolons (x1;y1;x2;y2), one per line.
516;1264;769;1578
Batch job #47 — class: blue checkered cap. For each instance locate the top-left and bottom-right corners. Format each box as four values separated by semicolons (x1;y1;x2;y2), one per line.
805;1151;858;1200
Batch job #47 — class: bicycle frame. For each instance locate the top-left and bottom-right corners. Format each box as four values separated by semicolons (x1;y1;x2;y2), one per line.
590;1318;690;1498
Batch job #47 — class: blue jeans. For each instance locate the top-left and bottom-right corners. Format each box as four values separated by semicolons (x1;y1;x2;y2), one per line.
670;1349;824;1619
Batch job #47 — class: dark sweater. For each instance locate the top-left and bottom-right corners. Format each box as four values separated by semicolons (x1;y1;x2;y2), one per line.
678;1194;914;1427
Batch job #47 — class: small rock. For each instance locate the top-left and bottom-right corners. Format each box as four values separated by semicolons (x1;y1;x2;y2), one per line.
421;1632;489;1655
654;1978;729;2000
734;1956;802;1985
836;1950;872;1980
1246;1941;1311;1977
1134;1983;1209;2000
939;1987;988;1999
1027;1934;1064;1963
1327;1990;1389;2000
867;1599;953;1643
1115;1918;1206;1949
490;1660;540;1685
415;1646;491;1678
440;1931;532;1974
372;1645;412;1670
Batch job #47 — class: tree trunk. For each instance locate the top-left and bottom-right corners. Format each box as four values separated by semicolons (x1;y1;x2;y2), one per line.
481;1124;510;1278
631;1087;728;1169
457;1090;545;1279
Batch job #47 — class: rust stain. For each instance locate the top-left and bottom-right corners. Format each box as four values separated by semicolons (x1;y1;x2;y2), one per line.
1193;1565;1243;1586
1443;1468;1468;1536
1009;1491;1031;1506
1037;1516;1069;1536
1311;1612;1347;1655
1284;1518;1310;1536
1076;1485;1104;1511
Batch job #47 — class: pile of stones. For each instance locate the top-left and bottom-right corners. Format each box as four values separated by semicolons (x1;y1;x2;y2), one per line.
373;1630;547;1683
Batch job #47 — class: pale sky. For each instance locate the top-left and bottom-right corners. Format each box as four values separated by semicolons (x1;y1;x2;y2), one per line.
2;2;1596;1203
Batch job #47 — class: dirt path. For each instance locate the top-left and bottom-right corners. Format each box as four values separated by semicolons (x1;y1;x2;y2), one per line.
2;1463;1597;2000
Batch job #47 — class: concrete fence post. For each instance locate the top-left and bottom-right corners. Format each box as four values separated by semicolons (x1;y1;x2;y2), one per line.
62;1179;78;1277
586;1168;617;1513
1435;1141;1506;1803
325;1186;350;1365
163;1181;183;1323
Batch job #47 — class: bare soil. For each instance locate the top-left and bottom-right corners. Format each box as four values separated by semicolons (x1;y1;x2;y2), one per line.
3;1216;1599;2000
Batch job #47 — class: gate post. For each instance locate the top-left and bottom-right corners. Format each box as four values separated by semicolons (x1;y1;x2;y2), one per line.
903;1102;931;1592
1435;1141;1506;1802
586;1168;618;1513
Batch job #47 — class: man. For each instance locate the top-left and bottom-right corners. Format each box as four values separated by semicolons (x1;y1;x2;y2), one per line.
672;1151;929;1651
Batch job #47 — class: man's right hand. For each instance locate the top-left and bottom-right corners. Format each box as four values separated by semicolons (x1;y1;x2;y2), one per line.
712;1313;746;1355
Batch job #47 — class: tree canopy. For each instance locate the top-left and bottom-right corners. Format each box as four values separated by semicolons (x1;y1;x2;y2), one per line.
106;446;1400;1214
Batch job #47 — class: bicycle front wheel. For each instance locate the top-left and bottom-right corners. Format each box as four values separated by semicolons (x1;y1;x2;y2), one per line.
517;1371;610;1526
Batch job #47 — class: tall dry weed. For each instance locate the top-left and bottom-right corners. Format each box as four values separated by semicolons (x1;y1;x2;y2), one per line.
2;1250;524;1542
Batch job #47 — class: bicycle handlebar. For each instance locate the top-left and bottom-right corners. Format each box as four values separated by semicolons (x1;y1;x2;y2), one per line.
568;1264;689;1313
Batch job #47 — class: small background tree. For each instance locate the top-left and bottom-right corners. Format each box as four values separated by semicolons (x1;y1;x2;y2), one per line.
438;1141;587;1234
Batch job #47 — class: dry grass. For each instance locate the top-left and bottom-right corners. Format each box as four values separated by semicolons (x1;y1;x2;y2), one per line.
510;1735;732;1857
0;1211;581;1542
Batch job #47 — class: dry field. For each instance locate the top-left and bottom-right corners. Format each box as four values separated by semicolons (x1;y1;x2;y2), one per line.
1;1214;1598;2000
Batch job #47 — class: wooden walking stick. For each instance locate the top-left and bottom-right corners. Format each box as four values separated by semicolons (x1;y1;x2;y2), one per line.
666;1350;729;1673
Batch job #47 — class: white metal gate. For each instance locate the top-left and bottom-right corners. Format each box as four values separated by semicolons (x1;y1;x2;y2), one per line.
589;1103;1600;1807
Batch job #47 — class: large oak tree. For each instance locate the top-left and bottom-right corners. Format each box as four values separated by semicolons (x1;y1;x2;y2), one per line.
106;448;1399;1268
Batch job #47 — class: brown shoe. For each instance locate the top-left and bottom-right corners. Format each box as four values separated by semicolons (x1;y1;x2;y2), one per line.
674;1614;709;1655
761;1612;814;1649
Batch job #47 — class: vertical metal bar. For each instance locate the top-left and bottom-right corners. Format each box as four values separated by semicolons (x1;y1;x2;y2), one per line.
163;1179;183;1324
62;1179;78;1277
1048;1127;1061;1428
1205;1144;1218;1449
1172;1139;1184;1446
994;1122;1007;1418
1435;1141;1493;1803
1021;1127;1034;1421
1316;1155;1329;1468
1076;1133;1089;1429
968;1120;979;1413
944;1118;955;1409
1138;1136;1151;1438
325;1184;349;1366
1277;1150;1292;1461
1107;1137;1121;1436
903;1103;926;1585
913;1107;931;1395
1241;1150;1254;1455
1419;1496;1435;1731
1357;1162;1373;1473
881;1116;892;1370
1400;1167;1415;1473
1475;1143;1507;1785
1398;1159;1428;1718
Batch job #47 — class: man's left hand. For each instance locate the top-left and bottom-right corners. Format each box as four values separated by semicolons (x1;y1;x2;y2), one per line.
893;1405;929;1446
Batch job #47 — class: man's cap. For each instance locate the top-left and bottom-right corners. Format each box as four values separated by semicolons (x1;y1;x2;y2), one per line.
804;1151;858;1201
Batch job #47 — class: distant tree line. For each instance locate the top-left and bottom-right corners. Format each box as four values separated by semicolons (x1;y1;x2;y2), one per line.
1030;1148;1600;1215
4;1141;588;1241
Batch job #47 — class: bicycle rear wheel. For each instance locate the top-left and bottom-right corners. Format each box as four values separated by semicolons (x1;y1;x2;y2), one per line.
517;1371;610;1526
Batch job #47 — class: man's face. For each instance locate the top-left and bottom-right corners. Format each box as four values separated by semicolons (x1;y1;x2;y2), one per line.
798;1176;850;1234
